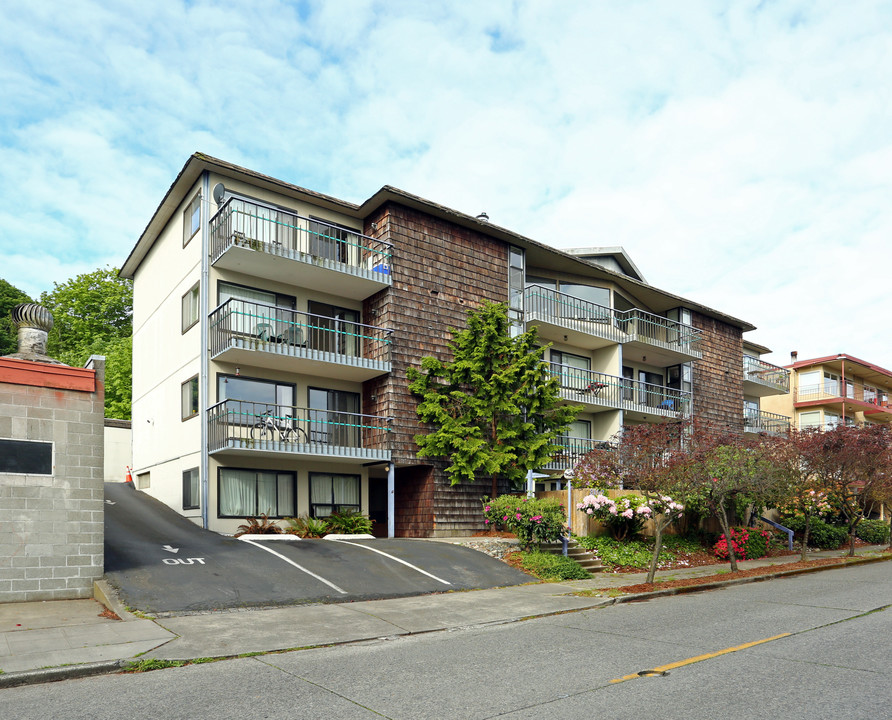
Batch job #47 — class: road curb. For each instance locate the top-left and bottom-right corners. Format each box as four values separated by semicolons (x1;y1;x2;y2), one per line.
609;552;892;604
0;659;127;689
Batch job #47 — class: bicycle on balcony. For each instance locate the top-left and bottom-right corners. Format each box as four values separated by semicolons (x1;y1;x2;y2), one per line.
250;409;308;443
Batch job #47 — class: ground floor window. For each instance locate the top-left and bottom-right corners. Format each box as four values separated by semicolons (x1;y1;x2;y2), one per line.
309;472;360;518
183;467;200;510
218;468;296;518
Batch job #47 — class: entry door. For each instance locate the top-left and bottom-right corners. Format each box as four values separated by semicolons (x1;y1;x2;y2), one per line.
639;371;663;408
308;301;360;356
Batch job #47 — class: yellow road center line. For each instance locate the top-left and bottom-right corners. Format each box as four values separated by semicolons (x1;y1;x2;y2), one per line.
610;633;791;684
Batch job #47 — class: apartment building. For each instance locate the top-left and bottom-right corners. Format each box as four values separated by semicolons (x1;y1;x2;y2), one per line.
122;153;764;537
762;353;892;431
742;340;791;436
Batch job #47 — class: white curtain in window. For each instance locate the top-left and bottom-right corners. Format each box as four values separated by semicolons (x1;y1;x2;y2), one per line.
220;469;256;516
257;472;278;516
277;473;295;516
333;475;360;507
311;474;333;505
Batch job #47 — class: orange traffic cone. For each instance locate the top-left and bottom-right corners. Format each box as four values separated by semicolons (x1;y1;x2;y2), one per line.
125;466;134;485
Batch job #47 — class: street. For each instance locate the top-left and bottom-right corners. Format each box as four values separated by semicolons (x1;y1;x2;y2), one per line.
4;561;891;719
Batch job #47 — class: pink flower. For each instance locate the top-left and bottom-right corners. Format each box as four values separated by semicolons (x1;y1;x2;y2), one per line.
485;506;491;511
484;519;489;524
516;513;522;520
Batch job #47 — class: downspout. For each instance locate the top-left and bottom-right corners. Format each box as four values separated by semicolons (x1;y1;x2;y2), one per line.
200;171;210;529
839;356;846;426
387;462;395;538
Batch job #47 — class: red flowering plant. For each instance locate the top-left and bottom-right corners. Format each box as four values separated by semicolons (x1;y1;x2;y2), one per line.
482;495;566;550
713;527;772;561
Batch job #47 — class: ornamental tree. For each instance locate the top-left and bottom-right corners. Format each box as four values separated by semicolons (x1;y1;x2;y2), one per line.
575;421;686;583
762;429;832;561
39;267;133;418
408;301;579;496
806;424;892;556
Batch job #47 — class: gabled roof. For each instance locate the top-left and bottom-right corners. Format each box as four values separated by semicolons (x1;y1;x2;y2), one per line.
788;354;892;385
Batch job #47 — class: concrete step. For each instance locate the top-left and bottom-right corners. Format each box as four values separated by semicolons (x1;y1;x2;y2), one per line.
540;539;604;573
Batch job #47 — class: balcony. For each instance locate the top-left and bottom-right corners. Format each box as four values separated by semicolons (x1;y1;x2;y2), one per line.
795;381;892;422
744;408;791;436
541;437;615;472
523;286;701;364
524;286;624;349
207;400;391;463
743;355;790;397
209;198;392;301
549;363;691;419
209;299;392;382
618;308;702;365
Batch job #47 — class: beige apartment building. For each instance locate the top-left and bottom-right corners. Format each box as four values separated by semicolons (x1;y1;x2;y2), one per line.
762;353;892;430
121;153;779;537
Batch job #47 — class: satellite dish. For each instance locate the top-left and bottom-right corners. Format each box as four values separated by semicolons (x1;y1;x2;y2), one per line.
212;183;226;205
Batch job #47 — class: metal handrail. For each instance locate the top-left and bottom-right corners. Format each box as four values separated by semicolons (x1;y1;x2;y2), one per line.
743;355;790;392
744;408;791;435
549;363;692;415
209;197;392;271
523;286;625;343
208;298;393;363
207;399;391;453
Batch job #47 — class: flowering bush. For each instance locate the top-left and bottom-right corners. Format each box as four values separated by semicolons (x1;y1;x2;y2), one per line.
482;495;566;550
576;493;683;541
713;526;772;561
775;489;834;522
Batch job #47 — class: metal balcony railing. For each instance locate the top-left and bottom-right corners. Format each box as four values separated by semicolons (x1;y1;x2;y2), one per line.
796;380;892;408
208;400;391;457
541;436;615;471
549;363;692;416
743;355;790;393
618;307;702;357
209;197;392;275
744;408;791;435
524;286;625;343
209;298;392;365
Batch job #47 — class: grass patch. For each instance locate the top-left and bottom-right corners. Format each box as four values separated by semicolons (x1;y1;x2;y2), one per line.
124;657;217;673
517;550;591;580
574;535;703;570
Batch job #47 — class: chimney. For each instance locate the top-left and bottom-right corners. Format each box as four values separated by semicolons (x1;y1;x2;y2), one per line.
790;351;798;363
3;303;65;365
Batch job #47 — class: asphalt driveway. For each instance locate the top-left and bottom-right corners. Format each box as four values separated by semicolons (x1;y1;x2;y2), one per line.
104;483;532;613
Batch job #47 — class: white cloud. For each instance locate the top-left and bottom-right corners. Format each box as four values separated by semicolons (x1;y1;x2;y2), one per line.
0;0;889;366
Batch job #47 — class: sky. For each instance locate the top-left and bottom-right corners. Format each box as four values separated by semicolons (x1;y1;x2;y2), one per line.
1;0;890;367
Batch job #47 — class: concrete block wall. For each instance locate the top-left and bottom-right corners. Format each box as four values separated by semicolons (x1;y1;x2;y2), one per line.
0;357;105;601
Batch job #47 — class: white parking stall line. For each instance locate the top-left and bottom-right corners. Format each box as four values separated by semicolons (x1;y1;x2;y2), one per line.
330;540;451;585
239;537;347;594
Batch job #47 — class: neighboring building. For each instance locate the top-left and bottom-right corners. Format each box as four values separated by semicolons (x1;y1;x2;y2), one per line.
762;353;892;431
0;304;105;601
742;340;791;436
103;418;132;482
121;153;765;537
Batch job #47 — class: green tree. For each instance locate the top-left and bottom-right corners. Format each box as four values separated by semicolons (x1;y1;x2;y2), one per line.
39;267;133;419
0;278;33;355
408;301;579;496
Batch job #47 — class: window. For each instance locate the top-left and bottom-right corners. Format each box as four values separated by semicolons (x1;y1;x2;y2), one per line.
508;245;525;336
824;411;840;429
823;372;840;396
560;283;611;319
559;419;592;456
622;366;635;402
183;194;201;246
639;370;664;408
797;371;820;399
309;472;360;518
218;281;295;338
181;376;199;420
864;385;878;404
551;350;591;392
183;468;200;510
308;388;360;446
218;375;294;428
309;217;357;263
798;411;821;429
182;282;200;333
218;468;296;518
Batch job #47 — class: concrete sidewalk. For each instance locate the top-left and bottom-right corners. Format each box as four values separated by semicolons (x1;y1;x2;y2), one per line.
1;544;889;688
